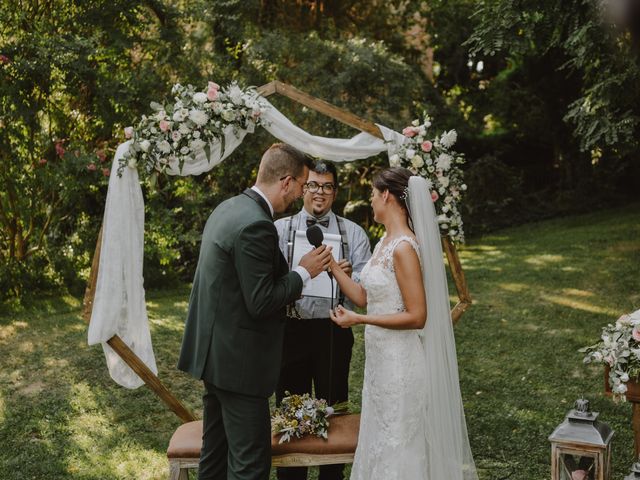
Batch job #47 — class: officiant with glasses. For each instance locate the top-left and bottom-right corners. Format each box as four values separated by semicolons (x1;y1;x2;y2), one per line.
274;160;371;480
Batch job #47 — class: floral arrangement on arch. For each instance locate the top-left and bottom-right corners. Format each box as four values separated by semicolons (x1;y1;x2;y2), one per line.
118;81;268;177
389;116;467;243
271;393;343;444
581;308;640;401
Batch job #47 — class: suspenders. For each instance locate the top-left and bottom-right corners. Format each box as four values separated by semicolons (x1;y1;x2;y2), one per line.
285;213;348;304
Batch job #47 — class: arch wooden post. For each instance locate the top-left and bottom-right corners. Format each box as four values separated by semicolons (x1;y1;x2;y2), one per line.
83;80;472;423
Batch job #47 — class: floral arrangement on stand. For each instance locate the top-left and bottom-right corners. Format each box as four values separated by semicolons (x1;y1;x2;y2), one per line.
117;81;268;177
271;393;345;444
390;116;467;243
581;307;640;401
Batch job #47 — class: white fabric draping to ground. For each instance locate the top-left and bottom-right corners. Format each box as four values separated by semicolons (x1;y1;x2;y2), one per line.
88;98;406;388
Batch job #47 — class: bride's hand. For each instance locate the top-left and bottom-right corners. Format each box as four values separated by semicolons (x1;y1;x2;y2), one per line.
329;305;360;328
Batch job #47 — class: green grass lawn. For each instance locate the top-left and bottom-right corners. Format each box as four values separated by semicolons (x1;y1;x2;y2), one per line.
1;203;639;479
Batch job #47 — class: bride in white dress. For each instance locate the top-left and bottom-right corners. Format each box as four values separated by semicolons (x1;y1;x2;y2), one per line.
328;168;478;480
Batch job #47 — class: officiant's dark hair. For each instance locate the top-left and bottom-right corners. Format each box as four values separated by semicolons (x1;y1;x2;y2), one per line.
257;143;313;184
373;167;412;212
313;160;338;188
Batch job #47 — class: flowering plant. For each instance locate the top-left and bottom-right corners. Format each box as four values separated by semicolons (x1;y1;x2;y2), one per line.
581;308;640;401
389;115;466;243
118;81;268;177
271;393;343;444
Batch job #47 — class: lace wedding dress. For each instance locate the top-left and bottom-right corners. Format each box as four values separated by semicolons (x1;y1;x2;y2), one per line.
351;234;430;480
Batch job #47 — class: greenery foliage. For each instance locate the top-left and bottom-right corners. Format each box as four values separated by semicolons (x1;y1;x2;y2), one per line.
1;0;638;298
1;205;638;479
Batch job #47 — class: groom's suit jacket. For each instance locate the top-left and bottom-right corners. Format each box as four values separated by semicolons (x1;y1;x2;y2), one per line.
178;189;303;398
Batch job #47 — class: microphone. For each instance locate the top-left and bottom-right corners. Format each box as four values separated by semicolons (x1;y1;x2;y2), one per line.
306;225;332;279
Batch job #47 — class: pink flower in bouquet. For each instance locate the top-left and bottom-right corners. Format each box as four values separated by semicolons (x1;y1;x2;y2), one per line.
431;191;439;202
421;140;433;152
159;119;170;132
102;168;110;177
87;163;97;171
207;81;220;101
571;470;587;480
402;126;418;137
96;150;107;163
54;141;65;158
124;126;134;139
633;326;640;342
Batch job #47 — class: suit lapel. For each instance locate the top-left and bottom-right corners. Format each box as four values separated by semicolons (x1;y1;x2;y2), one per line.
243;188;273;220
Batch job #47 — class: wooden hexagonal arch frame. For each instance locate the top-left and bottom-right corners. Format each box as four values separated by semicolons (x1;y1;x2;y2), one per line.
82;80;472;422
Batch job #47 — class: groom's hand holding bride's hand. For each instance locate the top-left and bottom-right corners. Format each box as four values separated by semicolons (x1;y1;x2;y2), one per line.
299;245;333;278
330;304;360;328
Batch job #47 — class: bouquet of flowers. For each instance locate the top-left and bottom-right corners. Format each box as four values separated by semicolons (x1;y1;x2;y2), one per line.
581;308;640;401
271;393;343;444
118;81;268;177
389;115;467;243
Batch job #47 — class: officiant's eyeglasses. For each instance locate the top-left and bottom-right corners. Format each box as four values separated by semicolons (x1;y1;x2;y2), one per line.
304;181;336;194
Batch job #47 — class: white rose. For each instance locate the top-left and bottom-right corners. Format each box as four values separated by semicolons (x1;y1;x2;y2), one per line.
190;139;206;151
158;140;171;154
411;155;424;168
439;176;450;188
436;153;453;170
193;131;201;139
389;154;401;167
193;92;208;104
222;109;236;122
228;85;244;105
140;140;151;152
172;110;186;122
212;102;223;114
439;187;446;195
179;123;190;135
406;148;416;158
621;372;630;382
444;195;453;204
156;110;167;121
180;146;190;155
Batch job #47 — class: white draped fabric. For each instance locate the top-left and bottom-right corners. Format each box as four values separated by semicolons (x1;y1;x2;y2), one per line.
88;98;404;388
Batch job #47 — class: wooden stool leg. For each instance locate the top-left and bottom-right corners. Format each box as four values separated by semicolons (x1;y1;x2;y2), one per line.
168;460;188;480
633;402;640;458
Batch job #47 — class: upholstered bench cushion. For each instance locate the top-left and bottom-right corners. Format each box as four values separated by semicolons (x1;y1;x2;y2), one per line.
167;414;360;459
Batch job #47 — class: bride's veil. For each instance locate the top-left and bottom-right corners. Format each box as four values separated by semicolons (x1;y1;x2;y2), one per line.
407;176;478;480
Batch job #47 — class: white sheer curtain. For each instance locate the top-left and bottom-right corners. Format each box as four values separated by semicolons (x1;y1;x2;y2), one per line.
88;99;403;388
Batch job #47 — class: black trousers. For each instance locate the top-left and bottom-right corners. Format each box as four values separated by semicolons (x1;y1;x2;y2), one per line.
199;382;271;480
275;317;354;480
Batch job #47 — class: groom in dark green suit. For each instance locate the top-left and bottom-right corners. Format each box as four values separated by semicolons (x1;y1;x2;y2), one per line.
178;143;333;480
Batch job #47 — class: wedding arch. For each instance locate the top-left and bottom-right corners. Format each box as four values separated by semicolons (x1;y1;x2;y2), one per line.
82;80;473;422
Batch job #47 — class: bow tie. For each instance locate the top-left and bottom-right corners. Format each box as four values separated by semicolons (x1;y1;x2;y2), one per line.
306;217;330;228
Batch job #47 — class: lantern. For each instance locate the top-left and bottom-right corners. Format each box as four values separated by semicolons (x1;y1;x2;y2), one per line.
624;458;640;480
549;398;614;480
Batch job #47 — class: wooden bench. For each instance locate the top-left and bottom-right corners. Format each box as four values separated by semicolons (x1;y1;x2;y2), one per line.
167;414;360;479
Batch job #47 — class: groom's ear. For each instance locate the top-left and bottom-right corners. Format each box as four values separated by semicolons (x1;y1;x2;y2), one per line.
382;190;389;203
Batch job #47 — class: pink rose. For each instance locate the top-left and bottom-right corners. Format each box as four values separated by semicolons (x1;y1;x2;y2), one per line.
55;141;65;158
571;470;587;480
87;163;97;171
96;150;107;163
633;327;640;342
421;141;433;152
102;168;110;177
124;126;134;139
38;158;47;166
431;191;439;202
159;119;170;132
402;126;418;138
207;81;220;101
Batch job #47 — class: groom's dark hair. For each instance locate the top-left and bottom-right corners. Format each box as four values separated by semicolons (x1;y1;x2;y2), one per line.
257;143;313;184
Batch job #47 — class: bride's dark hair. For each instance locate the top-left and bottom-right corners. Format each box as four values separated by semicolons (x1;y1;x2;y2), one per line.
373;167;413;211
